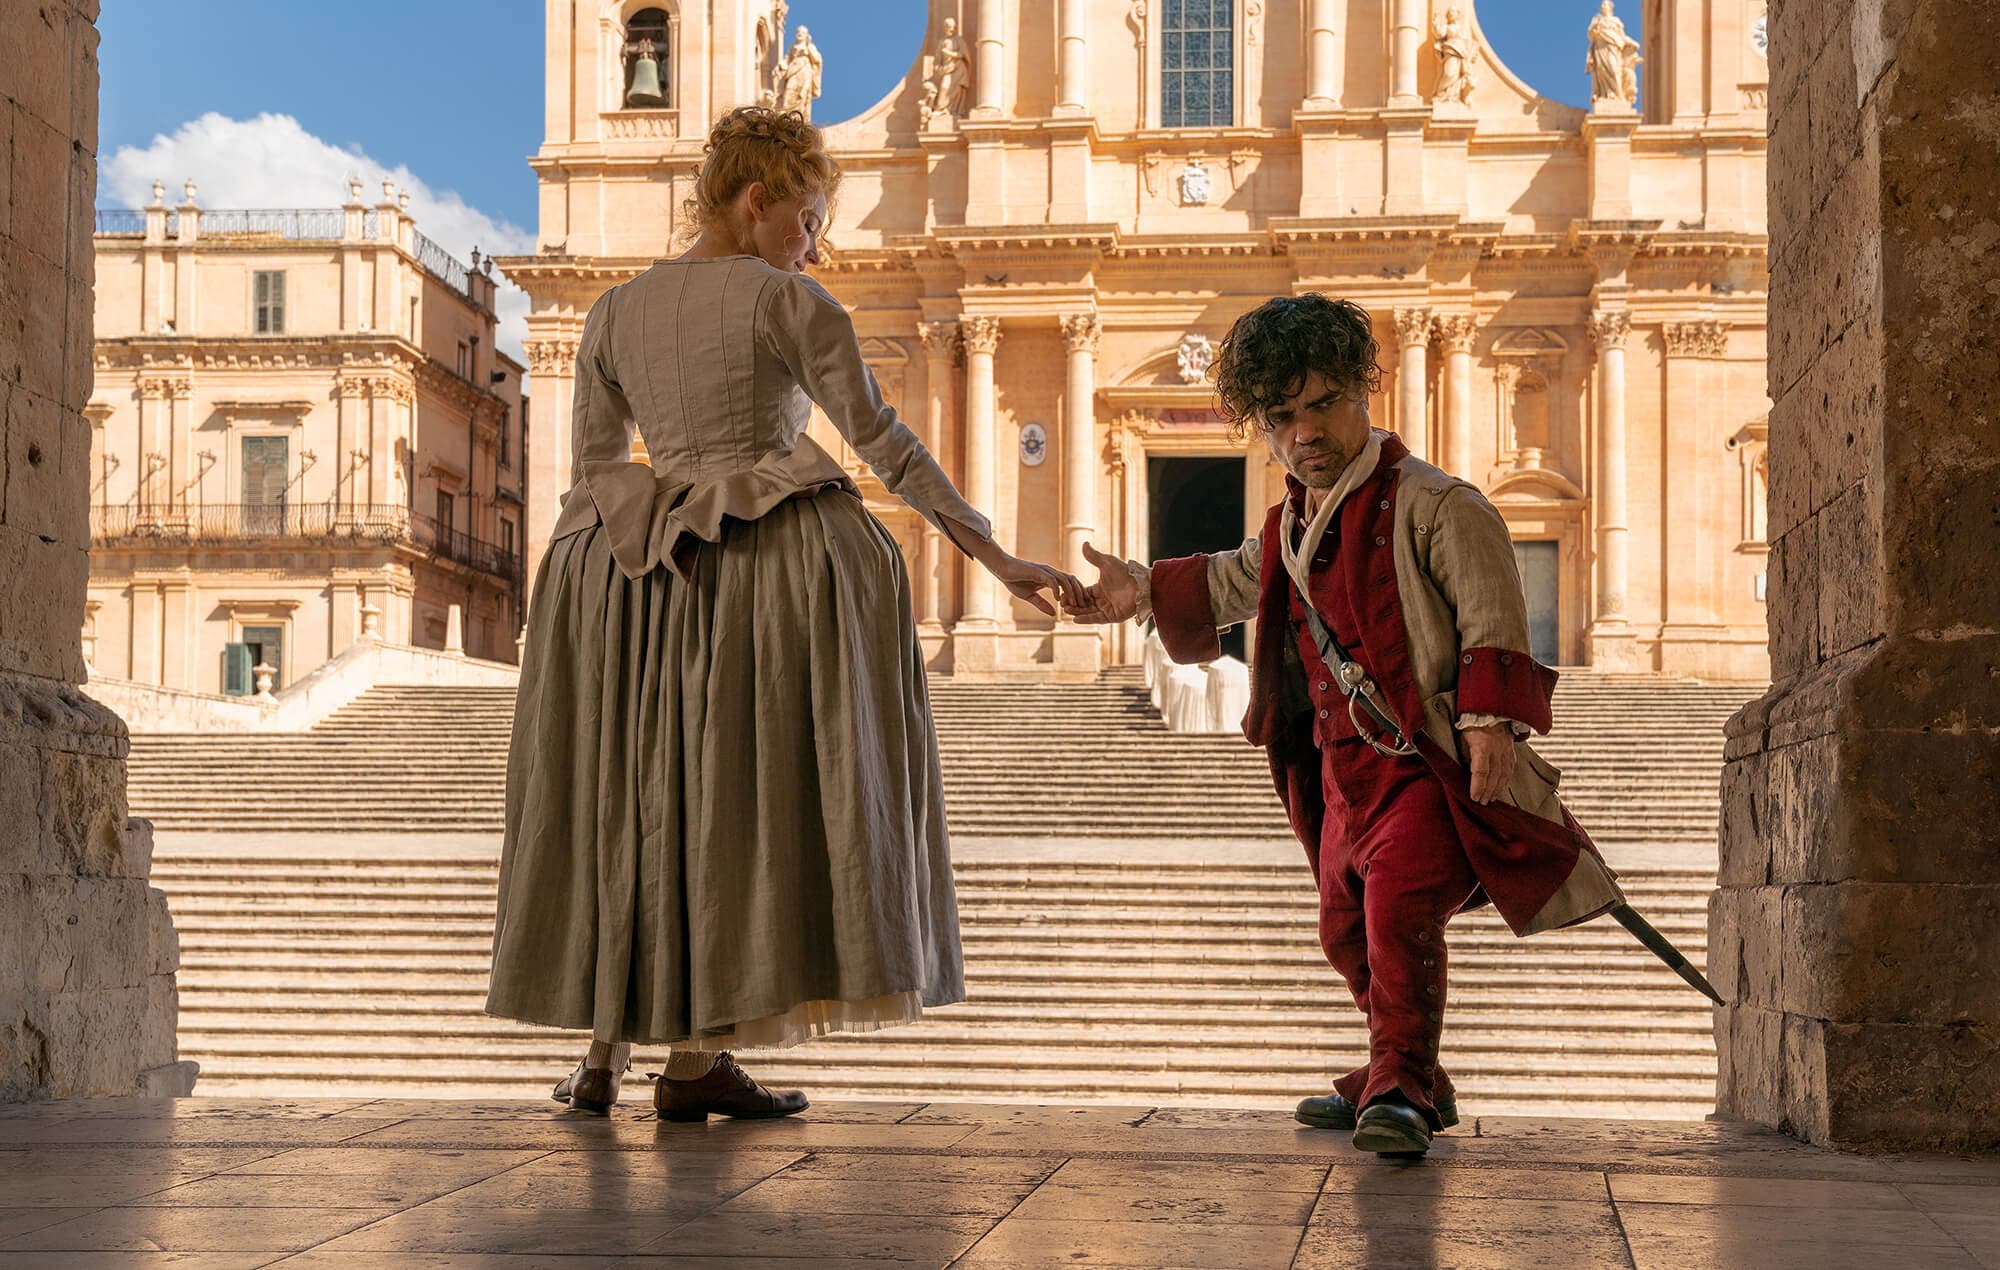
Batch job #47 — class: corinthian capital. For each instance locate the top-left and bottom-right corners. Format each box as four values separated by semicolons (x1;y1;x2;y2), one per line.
1663;319;1730;358
1060;313;1102;354
523;338;578;378
1392;307;1434;348
1588;309;1632;349
918;319;961;359
1432;313;1477;353
961;316;1002;356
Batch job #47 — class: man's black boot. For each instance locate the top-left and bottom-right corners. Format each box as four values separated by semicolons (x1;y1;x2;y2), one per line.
1351;1094;1433;1156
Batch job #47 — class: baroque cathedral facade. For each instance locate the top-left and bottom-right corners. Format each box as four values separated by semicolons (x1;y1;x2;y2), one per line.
503;0;1772;681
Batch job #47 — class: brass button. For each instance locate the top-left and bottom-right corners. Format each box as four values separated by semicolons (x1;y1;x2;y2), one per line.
1461;653;1474;665
1317;681;1330;692
1416;524;1431;535
1379;499;1391;510
1318;709;1329;720
1374;535;1387;546
1417;931;1430;943
1500;653;1514;666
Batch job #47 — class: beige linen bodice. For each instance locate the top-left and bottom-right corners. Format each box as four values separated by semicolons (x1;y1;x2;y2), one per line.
548;255;991;578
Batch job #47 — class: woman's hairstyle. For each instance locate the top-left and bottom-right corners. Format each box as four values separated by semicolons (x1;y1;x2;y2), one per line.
679;106;841;243
1211;293;1383;440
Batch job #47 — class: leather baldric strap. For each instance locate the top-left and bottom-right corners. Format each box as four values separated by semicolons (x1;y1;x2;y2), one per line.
1294;582;1418;757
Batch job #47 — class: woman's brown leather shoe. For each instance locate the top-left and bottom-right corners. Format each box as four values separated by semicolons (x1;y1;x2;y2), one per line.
652;1053;809;1123
553;1063;622;1116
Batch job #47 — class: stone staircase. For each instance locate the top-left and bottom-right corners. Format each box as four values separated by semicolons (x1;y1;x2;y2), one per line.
129;668;1755;1115
151;850;1721;1116
128;669;1753;846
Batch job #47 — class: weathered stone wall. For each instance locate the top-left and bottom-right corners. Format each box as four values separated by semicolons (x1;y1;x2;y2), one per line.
1710;0;1999;1150
1;0;189;1099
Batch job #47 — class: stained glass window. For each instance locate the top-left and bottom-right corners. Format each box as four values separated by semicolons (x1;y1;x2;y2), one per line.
1161;0;1233;128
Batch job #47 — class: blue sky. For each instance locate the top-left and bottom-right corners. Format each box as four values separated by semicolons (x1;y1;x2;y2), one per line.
99;1;1635;233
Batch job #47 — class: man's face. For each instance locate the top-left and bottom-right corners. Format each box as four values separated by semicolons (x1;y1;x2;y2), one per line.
1261;369;1372;489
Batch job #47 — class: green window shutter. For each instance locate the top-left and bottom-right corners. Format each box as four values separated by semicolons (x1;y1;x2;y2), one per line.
223;643;253;696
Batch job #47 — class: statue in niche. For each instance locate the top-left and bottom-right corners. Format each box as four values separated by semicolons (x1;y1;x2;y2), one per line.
1587;0;1641;108
1177;160;1212;206
1431;6;1477;107
774;24;823;119
921;17;971;125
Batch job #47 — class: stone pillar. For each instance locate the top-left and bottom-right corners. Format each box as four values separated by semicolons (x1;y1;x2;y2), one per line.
973;0;1004;116
524;335;578;580
1435;314;1477;481
1389;0;1424;105
1710;0;2000;1153
1587;308;1636;663
916;321;959;632
1056;0;1088;113
2;0;190;1102
958;317;1001;627
1305;0;1339;106
1393;308;1433;461
1662;321;1729;630
1058;314;1100;575
335;378;365;520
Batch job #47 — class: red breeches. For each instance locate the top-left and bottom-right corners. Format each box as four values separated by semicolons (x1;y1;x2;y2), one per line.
1309;735;1480;1129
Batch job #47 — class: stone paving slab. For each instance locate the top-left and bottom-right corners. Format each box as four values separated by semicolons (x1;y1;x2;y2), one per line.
0;1099;1992;1267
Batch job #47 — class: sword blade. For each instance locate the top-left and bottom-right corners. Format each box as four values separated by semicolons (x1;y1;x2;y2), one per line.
1610;904;1727;1006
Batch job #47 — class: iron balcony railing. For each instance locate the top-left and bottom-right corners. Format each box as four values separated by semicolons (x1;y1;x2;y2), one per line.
94;209;147;235
198;208;347;239
411;229;471;296
91;503;520;583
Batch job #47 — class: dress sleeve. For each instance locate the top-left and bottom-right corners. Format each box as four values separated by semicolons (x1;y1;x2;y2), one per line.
761;272;993;543
1428;486;1558;733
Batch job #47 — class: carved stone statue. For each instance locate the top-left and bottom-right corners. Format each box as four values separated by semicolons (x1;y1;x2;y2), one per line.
921;18;971;125
1431;6;1476;107
774;25;823;119
1587;0;1641;109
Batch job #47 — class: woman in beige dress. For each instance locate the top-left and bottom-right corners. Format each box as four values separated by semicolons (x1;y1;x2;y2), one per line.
485;107;1080;1120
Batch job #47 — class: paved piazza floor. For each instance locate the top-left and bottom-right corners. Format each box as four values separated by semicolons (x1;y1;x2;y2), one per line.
0;1100;1994;1268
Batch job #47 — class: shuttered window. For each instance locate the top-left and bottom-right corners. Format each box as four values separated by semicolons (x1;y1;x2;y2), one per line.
242;436;288;507
253;270;286;334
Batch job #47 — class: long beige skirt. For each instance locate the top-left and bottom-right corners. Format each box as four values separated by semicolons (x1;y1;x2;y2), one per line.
485;488;965;1048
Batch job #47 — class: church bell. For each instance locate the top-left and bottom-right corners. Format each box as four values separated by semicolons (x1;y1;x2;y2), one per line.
626;43;667;108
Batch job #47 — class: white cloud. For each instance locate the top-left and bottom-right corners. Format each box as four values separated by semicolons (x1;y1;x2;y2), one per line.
100;112;535;375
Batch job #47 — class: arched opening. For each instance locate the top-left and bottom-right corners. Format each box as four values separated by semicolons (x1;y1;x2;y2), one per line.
622;6;671;109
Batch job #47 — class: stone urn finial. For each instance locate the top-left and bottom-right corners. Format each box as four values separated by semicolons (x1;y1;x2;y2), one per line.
181;178;199;206
251;662;277;701
359;603;383;641
149;179;165;207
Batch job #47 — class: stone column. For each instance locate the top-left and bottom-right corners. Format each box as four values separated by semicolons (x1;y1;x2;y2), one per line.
1305;0;1339;106
167;379;193;517
1390;0;1425;105
1662;321;1729;630
1711;0;2000;1152
2;0;188;1103
1058;314;1100;575
335;378;364;521
958;317;1001;626
523;336;578;581
917;320;959;631
1056;0;1088;113
1587;309;1632;629
1434;315;1477;480
973;0;1005;116
1393;308;1433;461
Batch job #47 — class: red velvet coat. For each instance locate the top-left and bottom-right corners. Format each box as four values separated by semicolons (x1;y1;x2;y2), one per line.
1150;435;1618;936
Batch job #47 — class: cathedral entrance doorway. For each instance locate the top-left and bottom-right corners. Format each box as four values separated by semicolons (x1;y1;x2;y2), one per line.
1149;456;1247;660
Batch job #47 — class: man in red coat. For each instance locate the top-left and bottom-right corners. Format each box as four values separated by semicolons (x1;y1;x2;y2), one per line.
1070;295;1620;1156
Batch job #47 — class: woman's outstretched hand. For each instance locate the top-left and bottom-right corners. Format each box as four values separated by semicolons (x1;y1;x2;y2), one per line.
986;552;1085;618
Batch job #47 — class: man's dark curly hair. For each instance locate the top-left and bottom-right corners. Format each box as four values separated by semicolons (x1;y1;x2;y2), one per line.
1211;294;1382;440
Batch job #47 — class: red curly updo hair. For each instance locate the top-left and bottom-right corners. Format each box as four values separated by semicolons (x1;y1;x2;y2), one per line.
680;106;841;243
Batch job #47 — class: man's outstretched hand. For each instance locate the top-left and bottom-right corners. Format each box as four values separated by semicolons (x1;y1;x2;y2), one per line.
1463;721;1516;804
1067;541;1143;624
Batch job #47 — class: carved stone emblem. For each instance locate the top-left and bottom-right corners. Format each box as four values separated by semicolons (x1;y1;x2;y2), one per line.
1176;334;1216;384
1177;160;1212;207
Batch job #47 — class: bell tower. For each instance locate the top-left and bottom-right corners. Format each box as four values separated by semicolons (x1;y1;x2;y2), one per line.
1640;0;1770;124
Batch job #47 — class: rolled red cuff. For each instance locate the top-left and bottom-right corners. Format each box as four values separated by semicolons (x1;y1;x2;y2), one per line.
1150;554;1222;664
1455;646;1558;734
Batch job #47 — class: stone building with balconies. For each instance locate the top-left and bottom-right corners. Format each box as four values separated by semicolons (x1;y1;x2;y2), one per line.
85;180;529;694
